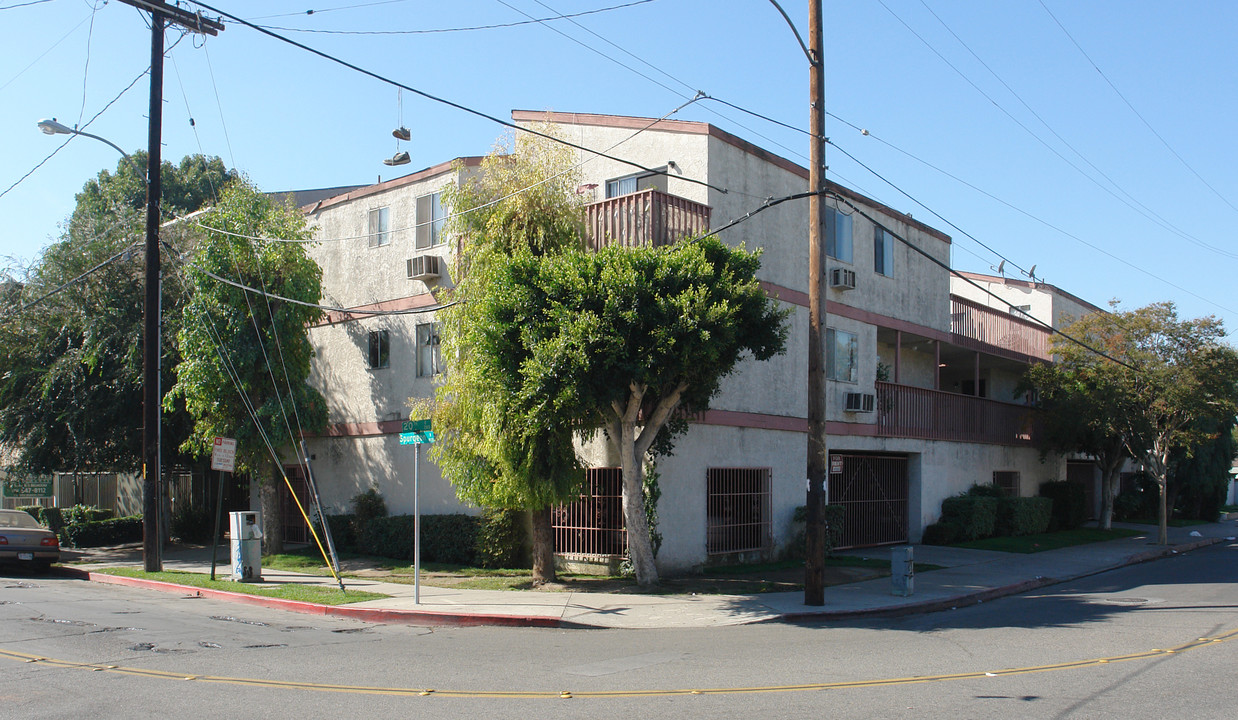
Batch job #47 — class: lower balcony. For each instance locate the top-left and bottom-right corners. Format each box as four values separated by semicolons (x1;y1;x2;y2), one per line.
874;381;1039;446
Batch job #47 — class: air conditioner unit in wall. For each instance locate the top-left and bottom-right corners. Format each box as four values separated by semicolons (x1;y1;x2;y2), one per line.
407;254;442;281
844;391;875;413
830;267;857;290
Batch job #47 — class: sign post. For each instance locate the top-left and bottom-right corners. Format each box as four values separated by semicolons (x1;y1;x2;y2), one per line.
400;420;434;604
209;437;237;581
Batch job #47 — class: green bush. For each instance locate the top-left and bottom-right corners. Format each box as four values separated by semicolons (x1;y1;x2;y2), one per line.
170;504;218;544
60;516;143;548
475;508;526;568
350;489;387;524
940;495;999;540
420;514;479;565
921;521;961;546
966;482;1008;498
1039;481;1087;530
61;505;113;525
789;504;845;558
322;514;357;553
1114;473;1159;521
1005;496;1053;535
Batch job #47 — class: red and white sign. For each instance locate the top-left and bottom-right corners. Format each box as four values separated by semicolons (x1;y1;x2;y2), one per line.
211;436;237;473
829;455;844;474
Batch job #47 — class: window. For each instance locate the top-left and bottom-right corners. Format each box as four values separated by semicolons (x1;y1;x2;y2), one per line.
604;169;667;198
874;227;893;276
706;467;771;555
552;468;626;557
825;328;858;383
993;471;1020;497
367;207;390;247
825;207;852;263
416;192;445;249
367;329;389;369
416;322;442;376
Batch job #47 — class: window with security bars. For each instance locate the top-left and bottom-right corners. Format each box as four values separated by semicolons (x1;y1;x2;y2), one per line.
993;471;1020;497
415;323;441;376
706;467;771;555
552;468;626;557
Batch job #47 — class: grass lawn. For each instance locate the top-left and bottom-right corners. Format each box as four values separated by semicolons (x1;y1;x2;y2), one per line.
92;567;389;605
954;527;1145;553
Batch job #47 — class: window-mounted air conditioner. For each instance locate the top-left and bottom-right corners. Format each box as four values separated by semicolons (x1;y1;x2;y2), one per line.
830;267;857;290
844;391;875;413
407;255;442;281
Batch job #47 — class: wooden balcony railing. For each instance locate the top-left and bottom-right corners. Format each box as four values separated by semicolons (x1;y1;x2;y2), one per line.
950;295;1051;362
584;189;710;250
875;381;1039;446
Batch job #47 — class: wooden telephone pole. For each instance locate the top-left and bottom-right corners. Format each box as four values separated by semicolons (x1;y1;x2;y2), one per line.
114;0;222;573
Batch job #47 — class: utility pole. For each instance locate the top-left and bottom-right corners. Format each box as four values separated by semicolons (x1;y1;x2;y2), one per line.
115;0;222;573
804;0;828;606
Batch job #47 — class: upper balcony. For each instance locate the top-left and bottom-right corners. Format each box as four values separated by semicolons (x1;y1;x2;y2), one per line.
875;381;1039;446
584;189;711;250
950;295;1051;363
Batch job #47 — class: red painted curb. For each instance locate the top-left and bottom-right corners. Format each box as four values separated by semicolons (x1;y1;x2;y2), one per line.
64;568;563;628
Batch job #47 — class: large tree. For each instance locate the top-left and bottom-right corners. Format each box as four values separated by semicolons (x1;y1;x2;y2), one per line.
431;129;588;585
0;153;235;475
1027;302;1238;543
166;181;327;554
440;238;787;587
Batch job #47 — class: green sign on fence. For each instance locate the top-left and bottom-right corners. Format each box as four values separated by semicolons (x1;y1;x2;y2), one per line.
2;475;53;498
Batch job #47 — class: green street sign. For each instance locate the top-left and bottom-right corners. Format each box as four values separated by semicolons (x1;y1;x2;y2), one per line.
403;419;432;433
399;431;436;445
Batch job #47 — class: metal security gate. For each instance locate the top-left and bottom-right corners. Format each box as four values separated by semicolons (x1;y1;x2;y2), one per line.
280;466;312;544
829;454;908;549
553;468;626;558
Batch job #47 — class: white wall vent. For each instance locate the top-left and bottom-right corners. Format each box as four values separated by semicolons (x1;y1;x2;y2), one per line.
844;392;875;413
407;255;442;281
830;267;857;290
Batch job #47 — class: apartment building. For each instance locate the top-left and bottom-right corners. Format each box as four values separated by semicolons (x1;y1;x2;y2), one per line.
292;110;1098;573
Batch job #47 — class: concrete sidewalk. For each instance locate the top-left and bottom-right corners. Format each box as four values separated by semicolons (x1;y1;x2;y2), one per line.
59;520;1238;629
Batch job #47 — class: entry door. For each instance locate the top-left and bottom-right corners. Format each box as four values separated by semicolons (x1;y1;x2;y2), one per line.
1066;461;1097;520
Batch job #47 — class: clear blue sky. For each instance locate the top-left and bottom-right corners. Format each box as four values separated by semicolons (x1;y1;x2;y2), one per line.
2;1;1235;335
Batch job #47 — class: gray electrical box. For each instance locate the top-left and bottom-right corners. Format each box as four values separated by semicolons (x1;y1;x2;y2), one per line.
891;545;914;597
229;511;263;582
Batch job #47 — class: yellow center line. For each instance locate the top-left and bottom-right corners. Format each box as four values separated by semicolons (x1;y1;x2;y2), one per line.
3;628;1235;699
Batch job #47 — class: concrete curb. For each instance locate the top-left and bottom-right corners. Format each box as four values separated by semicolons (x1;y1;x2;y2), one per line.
776;536;1228;623
59;568;564;629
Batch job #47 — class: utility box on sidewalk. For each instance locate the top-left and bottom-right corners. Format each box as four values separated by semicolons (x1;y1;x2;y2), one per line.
891;545;914;597
229;511;263;582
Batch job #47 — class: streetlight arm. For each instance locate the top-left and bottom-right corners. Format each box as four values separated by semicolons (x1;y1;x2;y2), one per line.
37;118;146;181
767;0;816;65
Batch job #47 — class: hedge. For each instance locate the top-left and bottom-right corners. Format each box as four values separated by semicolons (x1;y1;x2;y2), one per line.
1039;481;1087;530
789;504;845;557
1003;496;1053;536
60;516;143;548
322;511;528;568
940;495;999;540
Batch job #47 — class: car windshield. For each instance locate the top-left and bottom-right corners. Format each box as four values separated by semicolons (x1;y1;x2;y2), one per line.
0;511;43;529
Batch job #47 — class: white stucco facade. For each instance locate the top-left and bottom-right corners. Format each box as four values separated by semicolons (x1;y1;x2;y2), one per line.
293;111;1101;574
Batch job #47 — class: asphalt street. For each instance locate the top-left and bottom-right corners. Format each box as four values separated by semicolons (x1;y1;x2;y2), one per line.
1;541;1235;719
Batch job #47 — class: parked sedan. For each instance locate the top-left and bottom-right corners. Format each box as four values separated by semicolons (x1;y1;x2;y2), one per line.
0;509;59;571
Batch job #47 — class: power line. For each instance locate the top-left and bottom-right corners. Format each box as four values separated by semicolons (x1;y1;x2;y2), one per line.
0;0;54;10
877;0;1238;261
0;65;150;202
1037;0;1238;216
247;0;412;21
254;0;657;34
185;0;730;198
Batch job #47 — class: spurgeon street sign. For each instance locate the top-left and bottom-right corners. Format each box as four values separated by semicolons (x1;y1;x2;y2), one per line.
400;419;434;445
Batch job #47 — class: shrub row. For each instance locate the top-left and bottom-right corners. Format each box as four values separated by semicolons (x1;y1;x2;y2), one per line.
60;516;144;548
922;484;1052;545
322;509;527;568
1038;481;1087;530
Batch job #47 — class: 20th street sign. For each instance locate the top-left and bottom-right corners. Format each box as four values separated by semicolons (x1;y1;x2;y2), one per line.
399;419;434;445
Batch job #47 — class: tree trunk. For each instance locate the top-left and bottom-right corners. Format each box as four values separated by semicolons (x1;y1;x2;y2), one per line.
1098;453;1124;531
619;419;658;587
260;476;283;555
530;507;556;586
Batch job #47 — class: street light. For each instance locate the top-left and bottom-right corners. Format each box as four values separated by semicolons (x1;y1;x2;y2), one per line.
37;116;163;572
